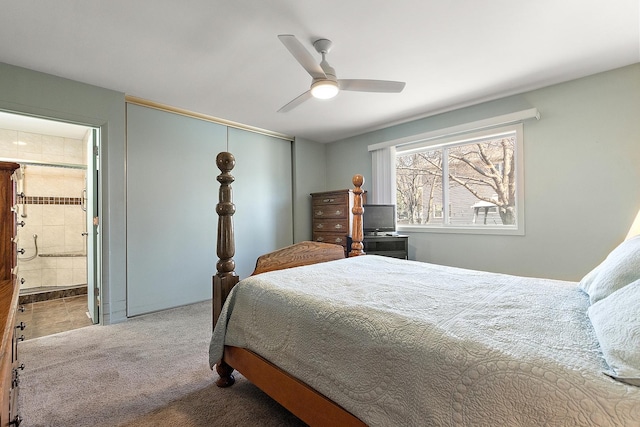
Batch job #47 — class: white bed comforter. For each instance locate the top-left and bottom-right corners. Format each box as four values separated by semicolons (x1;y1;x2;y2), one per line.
209;255;640;426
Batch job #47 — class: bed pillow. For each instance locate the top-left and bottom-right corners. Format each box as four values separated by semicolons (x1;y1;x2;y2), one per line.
579;235;640;304
588;279;640;386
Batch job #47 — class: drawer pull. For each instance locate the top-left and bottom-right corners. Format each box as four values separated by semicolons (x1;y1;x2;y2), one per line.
12;370;20;388
316;237;325;242
316;224;324;229
315;210;324;216
335;210;342;215
16;322;26;331
334;237;343;243
322;198;335;203
334;224;343;229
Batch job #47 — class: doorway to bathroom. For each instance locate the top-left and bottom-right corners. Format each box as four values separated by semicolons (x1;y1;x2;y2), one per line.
0;111;101;337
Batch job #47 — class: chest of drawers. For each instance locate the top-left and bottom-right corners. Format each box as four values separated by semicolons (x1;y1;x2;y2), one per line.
311;189;365;253
0;162;21;427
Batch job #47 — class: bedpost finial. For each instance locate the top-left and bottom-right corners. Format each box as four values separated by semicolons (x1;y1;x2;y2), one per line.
352;174;364;188
216;152;236;173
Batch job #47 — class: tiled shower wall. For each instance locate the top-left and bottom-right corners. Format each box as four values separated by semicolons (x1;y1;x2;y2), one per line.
0;126;87;291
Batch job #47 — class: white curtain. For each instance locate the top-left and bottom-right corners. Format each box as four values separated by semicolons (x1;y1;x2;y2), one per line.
370;146;396;204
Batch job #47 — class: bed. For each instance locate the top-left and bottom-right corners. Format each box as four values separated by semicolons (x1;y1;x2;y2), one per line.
209;153;640;426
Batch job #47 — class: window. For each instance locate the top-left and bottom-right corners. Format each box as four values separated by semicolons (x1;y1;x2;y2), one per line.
395;124;524;234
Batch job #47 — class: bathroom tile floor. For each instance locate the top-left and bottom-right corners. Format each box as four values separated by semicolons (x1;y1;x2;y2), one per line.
16;295;94;340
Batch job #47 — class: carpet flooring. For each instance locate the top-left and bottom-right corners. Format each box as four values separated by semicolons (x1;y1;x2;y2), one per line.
18;300;306;426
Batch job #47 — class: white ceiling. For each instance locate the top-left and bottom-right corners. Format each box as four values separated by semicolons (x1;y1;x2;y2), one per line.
0;1;638;143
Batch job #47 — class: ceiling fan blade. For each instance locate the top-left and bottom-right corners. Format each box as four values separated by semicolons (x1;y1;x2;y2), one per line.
277;90;313;113
338;79;406;93
278;34;326;79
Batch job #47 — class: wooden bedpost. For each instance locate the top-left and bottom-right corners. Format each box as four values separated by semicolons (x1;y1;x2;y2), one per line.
213;152;240;331
349;174;366;257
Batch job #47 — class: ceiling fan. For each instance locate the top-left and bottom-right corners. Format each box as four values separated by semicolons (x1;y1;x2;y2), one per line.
277;34;406;113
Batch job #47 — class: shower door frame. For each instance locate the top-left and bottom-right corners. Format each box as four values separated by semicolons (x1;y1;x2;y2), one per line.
86;128;100;324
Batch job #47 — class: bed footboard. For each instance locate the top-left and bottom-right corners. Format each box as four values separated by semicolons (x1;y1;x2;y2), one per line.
218;346;366;426
212;168;367;426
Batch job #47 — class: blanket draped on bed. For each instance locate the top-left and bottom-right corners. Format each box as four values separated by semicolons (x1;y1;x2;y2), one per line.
210;255;640;426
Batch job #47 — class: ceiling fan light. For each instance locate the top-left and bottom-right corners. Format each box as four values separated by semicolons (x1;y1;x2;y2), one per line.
310;80;339;99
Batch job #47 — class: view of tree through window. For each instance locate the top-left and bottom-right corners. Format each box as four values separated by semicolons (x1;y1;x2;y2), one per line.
396;128;519;228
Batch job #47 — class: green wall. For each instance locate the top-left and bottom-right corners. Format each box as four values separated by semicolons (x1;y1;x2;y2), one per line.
2;60;638;321
292;137;328;242
326;64;640;281
0;62;317;323
0;62;127;324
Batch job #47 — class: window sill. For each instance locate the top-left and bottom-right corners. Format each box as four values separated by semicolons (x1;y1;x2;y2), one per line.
397;225;524;236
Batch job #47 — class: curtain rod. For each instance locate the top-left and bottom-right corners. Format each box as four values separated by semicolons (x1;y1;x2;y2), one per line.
368;108;540;152
125;95;295;142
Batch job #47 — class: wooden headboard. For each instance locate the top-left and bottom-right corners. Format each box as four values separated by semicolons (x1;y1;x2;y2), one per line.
251;241;345;276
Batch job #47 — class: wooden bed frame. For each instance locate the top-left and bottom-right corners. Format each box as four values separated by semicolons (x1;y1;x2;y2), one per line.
211;152;367;426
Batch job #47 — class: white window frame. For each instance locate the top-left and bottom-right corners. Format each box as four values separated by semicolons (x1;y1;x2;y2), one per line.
395;123;525;235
